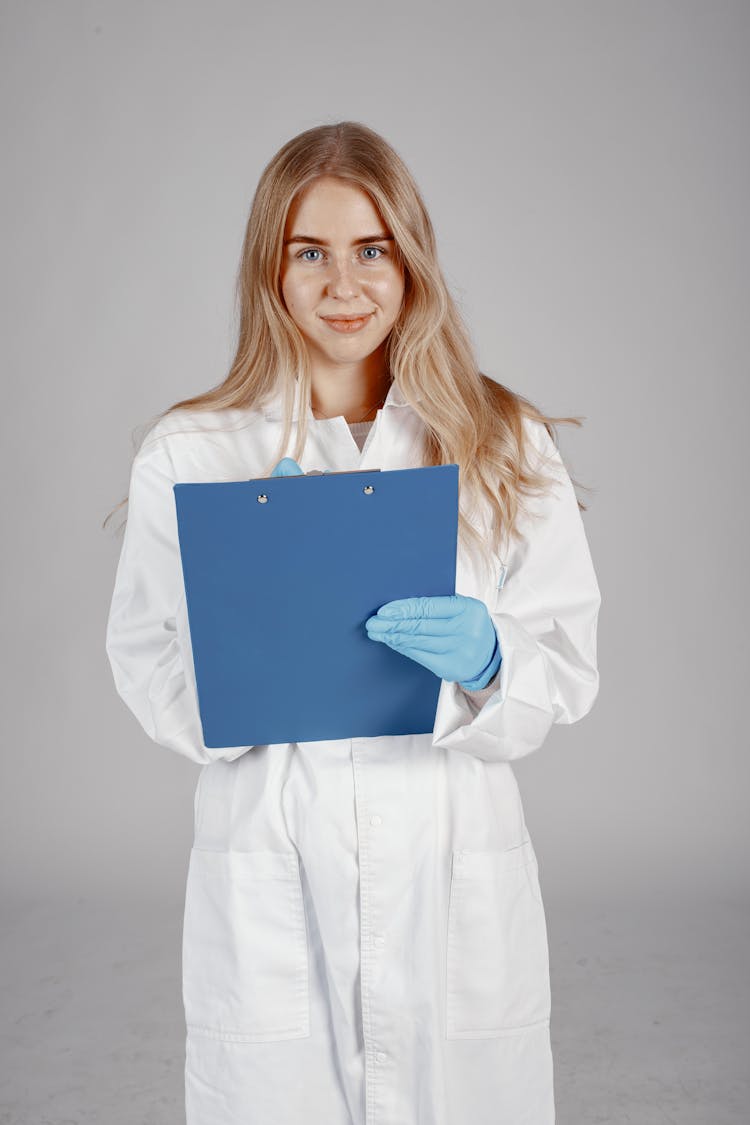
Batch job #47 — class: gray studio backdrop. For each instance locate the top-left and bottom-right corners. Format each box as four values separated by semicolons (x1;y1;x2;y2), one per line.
3;0;747;904
1;3;748;1118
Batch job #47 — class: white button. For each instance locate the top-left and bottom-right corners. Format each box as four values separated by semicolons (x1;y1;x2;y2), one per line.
370;815;382;826
376;1051;387;1063
374;934;385;947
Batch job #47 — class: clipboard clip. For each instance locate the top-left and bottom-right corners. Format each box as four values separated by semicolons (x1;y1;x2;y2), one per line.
304;468;382;476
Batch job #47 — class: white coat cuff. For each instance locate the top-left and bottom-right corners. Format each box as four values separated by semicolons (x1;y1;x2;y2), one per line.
430;609;598;763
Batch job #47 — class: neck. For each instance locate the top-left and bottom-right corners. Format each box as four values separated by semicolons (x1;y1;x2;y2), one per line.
309;353;391;423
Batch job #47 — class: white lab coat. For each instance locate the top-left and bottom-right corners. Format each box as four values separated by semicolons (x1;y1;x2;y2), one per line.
105;376;601;1125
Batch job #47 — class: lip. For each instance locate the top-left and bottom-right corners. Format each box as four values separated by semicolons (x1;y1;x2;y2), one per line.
321;312;374;333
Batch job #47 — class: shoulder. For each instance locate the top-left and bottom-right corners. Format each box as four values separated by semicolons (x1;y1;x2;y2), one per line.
517;415;569;502
514;415;581;539
133;404;262;465
482;375;561;468
520;414;560;462
141;404;259;443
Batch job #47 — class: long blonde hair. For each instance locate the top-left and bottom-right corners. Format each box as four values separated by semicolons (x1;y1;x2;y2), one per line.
105;120;590;582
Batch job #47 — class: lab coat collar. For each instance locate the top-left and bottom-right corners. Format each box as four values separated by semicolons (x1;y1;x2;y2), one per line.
260;376;421;423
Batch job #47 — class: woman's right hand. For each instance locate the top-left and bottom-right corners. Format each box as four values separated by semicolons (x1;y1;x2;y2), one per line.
270;459;332;476
270;458;305;476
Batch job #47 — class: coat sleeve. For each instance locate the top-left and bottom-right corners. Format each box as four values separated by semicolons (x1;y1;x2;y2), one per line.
431;418;601;763
105;433;253;766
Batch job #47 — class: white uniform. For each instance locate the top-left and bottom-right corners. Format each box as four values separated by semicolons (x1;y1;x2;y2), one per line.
105;377;601;1125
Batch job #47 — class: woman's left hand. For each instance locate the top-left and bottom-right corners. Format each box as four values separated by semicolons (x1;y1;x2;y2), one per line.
365;594;501;690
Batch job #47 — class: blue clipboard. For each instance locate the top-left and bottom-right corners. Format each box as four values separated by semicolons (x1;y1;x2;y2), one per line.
173;464;459;747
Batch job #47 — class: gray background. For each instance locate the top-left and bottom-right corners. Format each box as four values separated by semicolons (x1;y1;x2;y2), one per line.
2;1;747;1122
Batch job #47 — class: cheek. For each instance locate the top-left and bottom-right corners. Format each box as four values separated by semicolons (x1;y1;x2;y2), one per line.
281;275;314;318
371;271;405;317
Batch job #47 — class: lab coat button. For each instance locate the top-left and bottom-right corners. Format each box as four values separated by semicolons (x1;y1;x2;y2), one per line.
374;934;385;947
370;815;382;826
376;1051;387;1063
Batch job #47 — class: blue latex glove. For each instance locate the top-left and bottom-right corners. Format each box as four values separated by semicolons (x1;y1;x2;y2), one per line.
271;458;305;476
365;594;502;691
271;459;332;477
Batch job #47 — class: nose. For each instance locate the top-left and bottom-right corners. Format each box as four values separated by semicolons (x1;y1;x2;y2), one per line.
325;257;361;301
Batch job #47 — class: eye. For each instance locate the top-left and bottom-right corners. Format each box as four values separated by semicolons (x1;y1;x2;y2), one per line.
295;245;389;263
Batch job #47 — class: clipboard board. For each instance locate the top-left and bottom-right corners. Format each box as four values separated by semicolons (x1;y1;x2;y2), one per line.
173;463;459;747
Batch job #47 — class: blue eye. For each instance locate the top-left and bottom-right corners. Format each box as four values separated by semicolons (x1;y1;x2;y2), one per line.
296;246;387;262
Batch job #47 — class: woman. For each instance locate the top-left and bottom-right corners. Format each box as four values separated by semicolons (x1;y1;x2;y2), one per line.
105;120;601;1125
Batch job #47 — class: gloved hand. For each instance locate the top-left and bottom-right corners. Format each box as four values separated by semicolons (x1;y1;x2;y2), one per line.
271;458;305;476
365;594;502;691
270;459;331;476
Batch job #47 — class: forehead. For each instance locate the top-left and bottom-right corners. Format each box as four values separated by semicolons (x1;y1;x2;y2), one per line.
285;177;387;237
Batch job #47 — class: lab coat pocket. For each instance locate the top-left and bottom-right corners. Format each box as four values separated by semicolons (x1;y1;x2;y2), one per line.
446;840;551;1039
182;848;310;1043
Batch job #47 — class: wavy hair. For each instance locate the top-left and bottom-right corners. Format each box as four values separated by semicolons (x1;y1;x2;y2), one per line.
104;120;590;584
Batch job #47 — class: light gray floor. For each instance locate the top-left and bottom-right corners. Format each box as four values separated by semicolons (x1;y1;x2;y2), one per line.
1;893;747;1124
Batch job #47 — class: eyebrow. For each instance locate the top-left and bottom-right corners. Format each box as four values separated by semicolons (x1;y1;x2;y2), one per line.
284;233;394;246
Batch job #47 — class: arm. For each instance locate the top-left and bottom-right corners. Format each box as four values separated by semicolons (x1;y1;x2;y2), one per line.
431;418;601;763
105;433;253;765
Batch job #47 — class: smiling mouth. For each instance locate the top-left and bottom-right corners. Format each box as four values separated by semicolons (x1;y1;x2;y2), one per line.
322;312;374;333
322;313;374;321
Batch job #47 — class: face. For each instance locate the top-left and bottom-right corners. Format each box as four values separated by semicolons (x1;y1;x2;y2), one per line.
279;176;405;370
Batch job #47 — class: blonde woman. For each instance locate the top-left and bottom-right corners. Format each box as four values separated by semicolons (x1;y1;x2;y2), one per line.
105;121;601;1125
